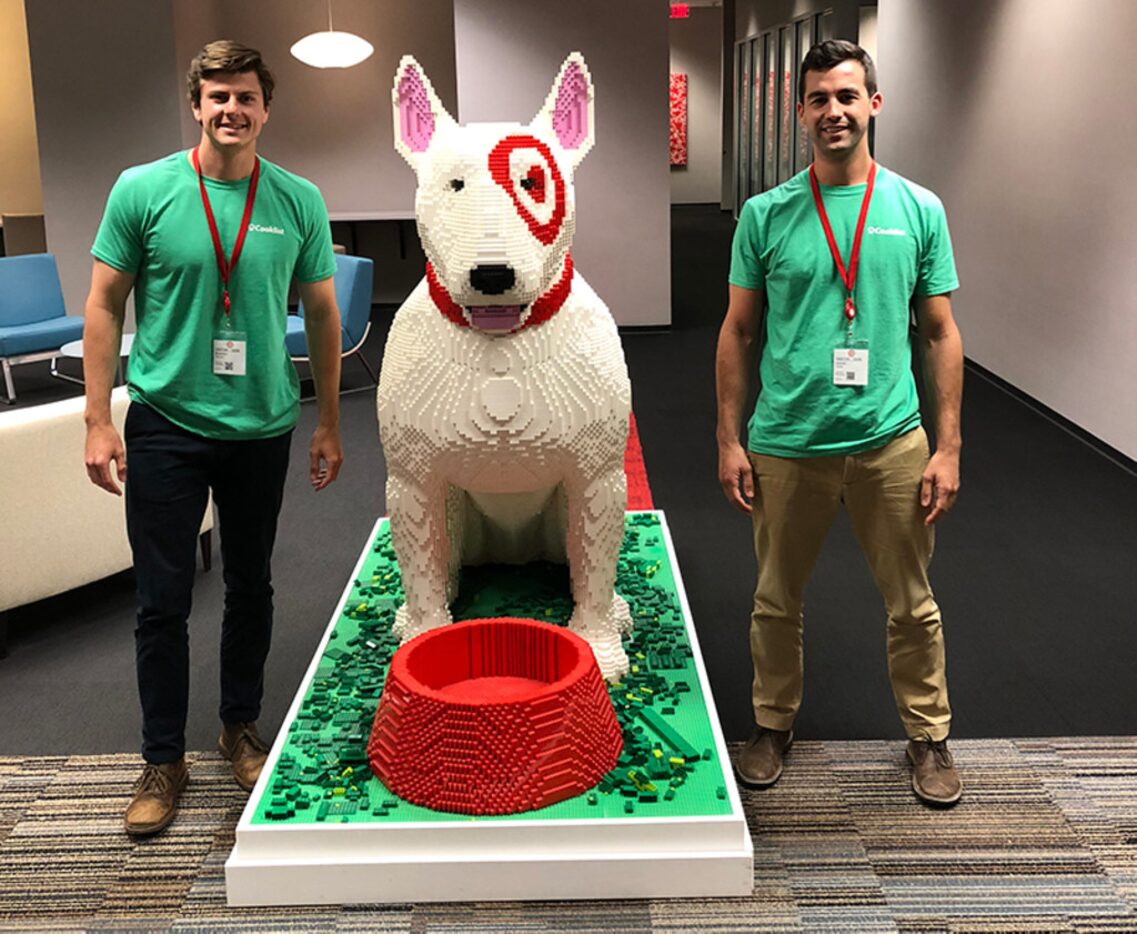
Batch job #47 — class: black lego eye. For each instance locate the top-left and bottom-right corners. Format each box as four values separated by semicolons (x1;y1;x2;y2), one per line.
520;177;534;191
450;179;464;191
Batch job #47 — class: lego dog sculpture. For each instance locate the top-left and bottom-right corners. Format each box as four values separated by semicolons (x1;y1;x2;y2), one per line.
378;54;632;681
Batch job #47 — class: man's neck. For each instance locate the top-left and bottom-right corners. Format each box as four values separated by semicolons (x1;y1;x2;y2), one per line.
811;146;874;187
193;138;257;181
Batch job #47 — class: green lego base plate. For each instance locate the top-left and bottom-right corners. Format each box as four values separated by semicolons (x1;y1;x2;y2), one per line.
252;511;734;825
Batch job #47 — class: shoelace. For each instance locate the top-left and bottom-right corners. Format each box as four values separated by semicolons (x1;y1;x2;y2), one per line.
136;763;178;797
928;740;954;769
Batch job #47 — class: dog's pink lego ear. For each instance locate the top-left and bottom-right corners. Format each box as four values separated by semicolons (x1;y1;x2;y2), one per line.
397;63;434;152
538;53;595;169
552;60;590;151
393;55;451;169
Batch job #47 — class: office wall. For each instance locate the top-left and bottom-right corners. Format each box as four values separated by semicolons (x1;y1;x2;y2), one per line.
0;0;43;216
453;0;671;327
670;6;723;204
24;0;183;312
877;0;1137;459
171;0;457;218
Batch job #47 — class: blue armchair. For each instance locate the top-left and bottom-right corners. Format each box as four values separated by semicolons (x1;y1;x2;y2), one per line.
0;253;85;404
286;253;376;390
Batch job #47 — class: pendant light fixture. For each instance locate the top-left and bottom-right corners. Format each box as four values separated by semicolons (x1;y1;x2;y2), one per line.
290;0;374;69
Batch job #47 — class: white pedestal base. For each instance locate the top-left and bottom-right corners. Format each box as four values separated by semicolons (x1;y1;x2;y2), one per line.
226;512;753;904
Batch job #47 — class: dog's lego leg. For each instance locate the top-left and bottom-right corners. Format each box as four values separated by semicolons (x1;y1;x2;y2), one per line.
387;471;454;640
565;465;630;682
444;484;466;604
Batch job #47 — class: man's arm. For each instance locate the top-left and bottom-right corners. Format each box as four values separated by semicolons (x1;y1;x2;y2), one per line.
296;276;344;490
83;261;134;495
914;292;963;525
715;285;766;514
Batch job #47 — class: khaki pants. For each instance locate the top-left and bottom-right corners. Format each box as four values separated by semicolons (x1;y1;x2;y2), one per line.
748;426;951;741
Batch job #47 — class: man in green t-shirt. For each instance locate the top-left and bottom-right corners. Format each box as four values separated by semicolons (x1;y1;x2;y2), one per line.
716;40;965;805
83;41;345;835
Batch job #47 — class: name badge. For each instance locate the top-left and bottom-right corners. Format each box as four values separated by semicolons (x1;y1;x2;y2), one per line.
213;329;248;376
833;346;869;386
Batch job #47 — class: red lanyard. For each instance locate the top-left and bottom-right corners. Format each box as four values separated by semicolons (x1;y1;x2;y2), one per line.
192;146;260;319
809;161;876;321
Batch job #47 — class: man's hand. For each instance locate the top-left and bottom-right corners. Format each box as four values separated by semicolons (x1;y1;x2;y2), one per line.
921;448;960;525
309;423;343;490
85;421;126;495
718;440;755;514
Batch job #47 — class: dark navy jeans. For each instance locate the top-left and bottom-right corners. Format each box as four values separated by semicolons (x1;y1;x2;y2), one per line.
124;402;291;764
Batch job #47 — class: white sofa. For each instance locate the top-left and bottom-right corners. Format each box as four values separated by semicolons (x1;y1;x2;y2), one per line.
0;387;213;655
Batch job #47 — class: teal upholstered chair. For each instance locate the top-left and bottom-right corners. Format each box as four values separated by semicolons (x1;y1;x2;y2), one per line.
286;253;376;390
0;253;85;404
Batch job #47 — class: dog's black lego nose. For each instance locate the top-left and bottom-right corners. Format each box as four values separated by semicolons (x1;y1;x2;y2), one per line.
469;264;516;296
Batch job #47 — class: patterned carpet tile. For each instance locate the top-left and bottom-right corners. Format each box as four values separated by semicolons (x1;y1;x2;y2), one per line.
648;896;802;933
0;740;1134;932
880;875;1131;918
1018;738;1137;918
0;756;69;850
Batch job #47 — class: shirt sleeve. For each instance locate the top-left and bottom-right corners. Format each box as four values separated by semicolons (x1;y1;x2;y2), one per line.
293;184;337;284
728;199;766;290
915;197;960;296
91;172;144;274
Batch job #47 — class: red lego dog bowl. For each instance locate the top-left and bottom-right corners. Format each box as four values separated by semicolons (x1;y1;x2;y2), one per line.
367;617;623;815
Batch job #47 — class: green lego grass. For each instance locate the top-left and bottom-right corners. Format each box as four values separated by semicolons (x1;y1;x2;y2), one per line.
252;511;734;825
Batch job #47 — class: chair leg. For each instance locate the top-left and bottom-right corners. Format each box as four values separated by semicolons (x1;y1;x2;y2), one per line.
199;528;212;572
49;354;84;386
1;360;15;404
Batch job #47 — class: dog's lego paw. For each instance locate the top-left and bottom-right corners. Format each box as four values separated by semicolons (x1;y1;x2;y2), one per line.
393;605;452;643
612;593;634;635
569;599;631;683
587;632;630;683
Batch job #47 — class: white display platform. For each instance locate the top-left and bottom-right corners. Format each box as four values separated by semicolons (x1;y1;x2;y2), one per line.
226;512;753;905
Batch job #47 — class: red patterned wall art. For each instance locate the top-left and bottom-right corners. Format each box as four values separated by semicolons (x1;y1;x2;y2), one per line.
669;72;688;167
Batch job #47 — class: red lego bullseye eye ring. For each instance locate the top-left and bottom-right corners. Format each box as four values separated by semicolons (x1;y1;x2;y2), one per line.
367;617;623;815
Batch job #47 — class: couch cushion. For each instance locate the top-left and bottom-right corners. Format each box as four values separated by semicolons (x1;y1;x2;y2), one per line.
0;315;84;356
0;388;213;614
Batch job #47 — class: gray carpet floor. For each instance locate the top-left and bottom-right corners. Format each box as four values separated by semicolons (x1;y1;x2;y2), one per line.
1;738;1134;932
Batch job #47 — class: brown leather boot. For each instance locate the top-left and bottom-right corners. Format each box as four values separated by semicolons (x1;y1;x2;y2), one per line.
219;722;270;792
124;758;188;836
907;738;963;806
736;726;793;788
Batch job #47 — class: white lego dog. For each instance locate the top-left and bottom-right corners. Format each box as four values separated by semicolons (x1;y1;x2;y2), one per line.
377;53;632;681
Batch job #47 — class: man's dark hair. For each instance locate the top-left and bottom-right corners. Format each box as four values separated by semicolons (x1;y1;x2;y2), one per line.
798;39;877;103
187;40;275;107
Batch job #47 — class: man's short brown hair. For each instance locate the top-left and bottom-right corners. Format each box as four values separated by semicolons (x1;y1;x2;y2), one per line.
187;40;275;107
798;39;877;103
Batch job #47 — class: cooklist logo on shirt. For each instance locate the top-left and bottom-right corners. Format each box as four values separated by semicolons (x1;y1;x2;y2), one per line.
866;225;907;237
248;222;285;236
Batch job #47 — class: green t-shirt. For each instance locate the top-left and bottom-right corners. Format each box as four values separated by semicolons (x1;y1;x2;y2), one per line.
729;166;959;458
92;151;336;440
